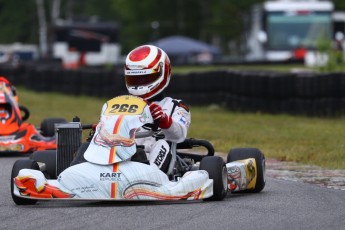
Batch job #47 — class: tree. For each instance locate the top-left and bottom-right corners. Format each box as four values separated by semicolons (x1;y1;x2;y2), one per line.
0;0;265;55
36;0;48;57
0;1;38;43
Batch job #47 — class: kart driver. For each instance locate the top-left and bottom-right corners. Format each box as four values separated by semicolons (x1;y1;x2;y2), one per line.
0;77;16;124
0;105;10;123
124;45;191;173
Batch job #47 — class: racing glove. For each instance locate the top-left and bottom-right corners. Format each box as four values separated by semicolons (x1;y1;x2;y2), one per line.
149;103;172;129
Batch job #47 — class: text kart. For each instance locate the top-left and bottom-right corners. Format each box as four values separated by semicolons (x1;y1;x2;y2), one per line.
11;95;265;204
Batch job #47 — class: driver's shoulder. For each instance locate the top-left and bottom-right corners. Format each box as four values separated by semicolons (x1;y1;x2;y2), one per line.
158;97;183;105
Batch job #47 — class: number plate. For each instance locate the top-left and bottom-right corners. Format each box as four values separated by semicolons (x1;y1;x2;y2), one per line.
103;95;147;116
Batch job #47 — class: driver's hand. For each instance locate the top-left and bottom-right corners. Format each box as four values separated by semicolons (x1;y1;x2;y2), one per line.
149;103;172;129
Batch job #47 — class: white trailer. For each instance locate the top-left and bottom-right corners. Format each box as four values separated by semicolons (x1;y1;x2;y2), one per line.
52;22;121;68
246;0;334;62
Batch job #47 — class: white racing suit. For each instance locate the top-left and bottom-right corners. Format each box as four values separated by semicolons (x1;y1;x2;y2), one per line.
136;97;191;172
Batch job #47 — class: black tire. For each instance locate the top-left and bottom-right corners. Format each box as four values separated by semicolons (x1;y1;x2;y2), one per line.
227;148;266;193
11;159;39;205
70;142;90;166
200;156;228;201
40;118;67;137
30;150;57;179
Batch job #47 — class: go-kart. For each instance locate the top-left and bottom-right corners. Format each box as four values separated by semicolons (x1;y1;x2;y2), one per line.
0;76;66;153
11;95;265;205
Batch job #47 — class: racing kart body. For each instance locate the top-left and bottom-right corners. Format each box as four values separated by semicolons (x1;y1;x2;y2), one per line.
0;77;65;153
11;95;265;204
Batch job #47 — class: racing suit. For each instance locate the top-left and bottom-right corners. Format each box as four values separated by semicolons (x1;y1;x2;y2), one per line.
135;96;191;173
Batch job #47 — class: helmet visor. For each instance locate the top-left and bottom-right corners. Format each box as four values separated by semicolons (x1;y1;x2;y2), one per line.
125;71;161;87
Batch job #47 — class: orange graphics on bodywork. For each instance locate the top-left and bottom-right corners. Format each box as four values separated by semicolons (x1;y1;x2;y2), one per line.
14;176;74;199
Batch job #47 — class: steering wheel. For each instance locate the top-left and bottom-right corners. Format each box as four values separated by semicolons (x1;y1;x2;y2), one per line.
19;105;30;121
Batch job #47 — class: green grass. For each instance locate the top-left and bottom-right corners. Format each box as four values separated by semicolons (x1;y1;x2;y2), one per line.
19;88;103;126
189;107;345;169
17;87;345;170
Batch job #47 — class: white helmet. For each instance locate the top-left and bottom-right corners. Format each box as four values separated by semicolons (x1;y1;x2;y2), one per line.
124;45;171;99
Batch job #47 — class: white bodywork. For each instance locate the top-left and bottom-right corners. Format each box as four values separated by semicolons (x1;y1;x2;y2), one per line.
12;96;213;201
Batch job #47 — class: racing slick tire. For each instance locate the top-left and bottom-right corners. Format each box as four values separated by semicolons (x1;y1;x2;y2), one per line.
200;156;228;201
227;148;266;193
40;118;67;137
30;150;57;179
11;159;39;205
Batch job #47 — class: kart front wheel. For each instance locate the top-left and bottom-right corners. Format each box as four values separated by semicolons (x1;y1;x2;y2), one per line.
30;150;56;179
11;159;39;205
227;148;266;193
200;156;228;201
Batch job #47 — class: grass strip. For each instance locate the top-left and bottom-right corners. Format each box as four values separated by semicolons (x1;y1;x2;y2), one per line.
17;87;345;170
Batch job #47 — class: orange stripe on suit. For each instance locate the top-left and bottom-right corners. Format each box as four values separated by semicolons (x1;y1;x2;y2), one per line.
109;116;122;199
108;115;124;164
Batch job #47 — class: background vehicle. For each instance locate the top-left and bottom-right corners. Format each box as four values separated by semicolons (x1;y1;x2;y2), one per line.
333;11;345;56
11;95;266;205
53;21;121;68
0;77;66;153
246;0;334;61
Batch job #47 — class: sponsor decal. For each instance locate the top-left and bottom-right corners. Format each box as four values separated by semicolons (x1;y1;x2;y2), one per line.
227;166;241;179
227;165;243;191
139;113;150;123
154;145;167;166
179;116;187;125
70;184;99;194
100;172;122;182
125;69;151;75
245;159;257;190
227;159;257;191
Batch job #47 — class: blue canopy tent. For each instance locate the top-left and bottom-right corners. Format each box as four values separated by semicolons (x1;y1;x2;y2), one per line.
151;35;221;64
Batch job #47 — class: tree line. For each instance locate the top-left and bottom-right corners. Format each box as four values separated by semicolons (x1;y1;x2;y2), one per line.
1;0;345;55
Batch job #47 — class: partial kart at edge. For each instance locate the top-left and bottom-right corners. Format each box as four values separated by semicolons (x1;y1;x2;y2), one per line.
0;76;66;154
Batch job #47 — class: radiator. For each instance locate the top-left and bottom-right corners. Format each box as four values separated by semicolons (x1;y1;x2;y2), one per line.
56;122;82;175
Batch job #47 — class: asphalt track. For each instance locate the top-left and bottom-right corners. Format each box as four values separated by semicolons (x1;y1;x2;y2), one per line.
1;155;345;230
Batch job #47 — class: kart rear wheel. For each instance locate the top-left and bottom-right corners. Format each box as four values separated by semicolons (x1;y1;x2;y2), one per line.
200;156;228;201
11;159;39;205
30;150;57;179
227;148;266;193
40;118;67;137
